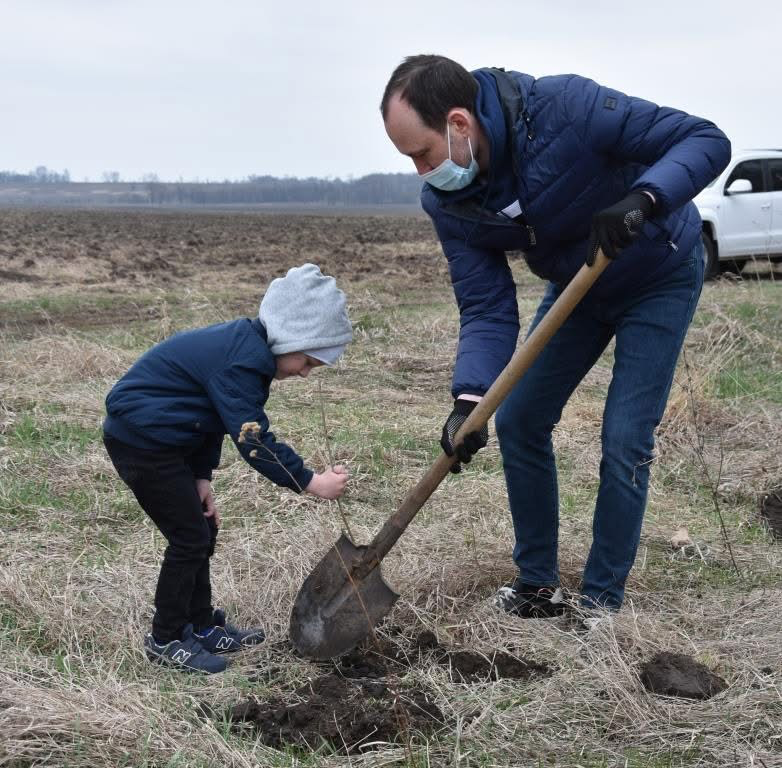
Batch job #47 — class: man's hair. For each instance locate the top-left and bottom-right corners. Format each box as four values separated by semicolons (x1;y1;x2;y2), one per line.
380;54;477;132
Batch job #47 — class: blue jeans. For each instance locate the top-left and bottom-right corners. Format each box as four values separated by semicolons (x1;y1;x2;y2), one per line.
495;243;704;609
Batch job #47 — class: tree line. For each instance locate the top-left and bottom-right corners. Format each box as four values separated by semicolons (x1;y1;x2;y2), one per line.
0;167;424;206
0;166;71;184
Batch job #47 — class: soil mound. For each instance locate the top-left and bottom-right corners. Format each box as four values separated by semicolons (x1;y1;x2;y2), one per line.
230;632;548;753
640;652;727;700
229;674;442;754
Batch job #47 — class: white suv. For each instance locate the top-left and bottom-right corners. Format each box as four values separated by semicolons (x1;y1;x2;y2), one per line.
694;149;782;278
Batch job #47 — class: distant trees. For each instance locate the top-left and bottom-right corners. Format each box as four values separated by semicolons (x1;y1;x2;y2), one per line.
0;166;70;183
124;173;422;206
0;169;424;206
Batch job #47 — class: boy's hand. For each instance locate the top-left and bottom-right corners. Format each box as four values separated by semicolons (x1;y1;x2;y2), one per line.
196;478;221;527
306;465;348;500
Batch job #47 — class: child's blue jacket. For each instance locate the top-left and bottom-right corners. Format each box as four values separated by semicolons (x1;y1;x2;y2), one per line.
103;318;313;491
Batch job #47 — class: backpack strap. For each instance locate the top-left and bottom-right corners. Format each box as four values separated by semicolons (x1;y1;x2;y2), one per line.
480;67;533;178
485;68;523;129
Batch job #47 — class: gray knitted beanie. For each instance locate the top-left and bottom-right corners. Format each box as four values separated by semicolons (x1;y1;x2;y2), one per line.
258;264;352;359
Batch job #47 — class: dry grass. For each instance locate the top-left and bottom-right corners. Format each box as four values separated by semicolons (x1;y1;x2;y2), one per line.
1;208;781;767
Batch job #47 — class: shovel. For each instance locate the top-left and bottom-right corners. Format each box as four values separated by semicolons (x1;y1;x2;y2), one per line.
290;250;610;659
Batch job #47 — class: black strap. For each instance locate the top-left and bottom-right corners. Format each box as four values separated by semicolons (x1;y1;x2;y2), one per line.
439;68;536;246
483;67;528;175
486;68;523;130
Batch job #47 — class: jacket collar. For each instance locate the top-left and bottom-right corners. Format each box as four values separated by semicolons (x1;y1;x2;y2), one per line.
251;316;268;340
474;68;512;188
249;317;277;378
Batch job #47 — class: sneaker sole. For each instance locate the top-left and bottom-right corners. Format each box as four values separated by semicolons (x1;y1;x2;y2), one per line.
144;647;228;674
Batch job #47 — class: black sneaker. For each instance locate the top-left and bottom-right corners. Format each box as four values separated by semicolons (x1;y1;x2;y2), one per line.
143;625;228;674
494;578;567;618
194;609;265;654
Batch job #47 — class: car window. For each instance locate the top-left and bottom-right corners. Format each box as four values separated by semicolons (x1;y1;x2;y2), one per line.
769;159;782;192
725;160;765;193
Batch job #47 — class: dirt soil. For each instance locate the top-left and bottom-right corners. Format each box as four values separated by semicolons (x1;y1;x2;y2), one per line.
760;490;782;539
639;651;727;700
230;632;549;753
337;630;550;683
0;208;442;295
230;675;442;754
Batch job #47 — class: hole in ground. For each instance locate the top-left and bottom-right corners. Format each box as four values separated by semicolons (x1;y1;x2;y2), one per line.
337;630;550;683
761;489;782;539
229;631;550;753
229;675;442;755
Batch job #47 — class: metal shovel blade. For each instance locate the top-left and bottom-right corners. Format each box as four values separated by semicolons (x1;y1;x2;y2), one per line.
289;533;399;660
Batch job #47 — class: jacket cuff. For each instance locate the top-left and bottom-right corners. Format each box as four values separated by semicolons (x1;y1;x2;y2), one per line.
639;189;657;207
453;389;487;399
634;189;657;215
190;465;213;482
293;467;315;494
630;181;667;215
456;393;483;402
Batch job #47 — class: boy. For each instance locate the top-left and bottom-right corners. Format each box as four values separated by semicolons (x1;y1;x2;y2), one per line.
103;264;353;673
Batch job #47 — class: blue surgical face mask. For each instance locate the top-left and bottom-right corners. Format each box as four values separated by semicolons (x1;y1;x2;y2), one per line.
420;122;478;191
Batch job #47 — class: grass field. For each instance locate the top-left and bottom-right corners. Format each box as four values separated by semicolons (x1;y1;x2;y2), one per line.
1;208;781;767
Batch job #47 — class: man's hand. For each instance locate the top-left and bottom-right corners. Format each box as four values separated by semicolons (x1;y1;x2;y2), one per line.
587;191;654;264
306;465;349;500
441;398;488;474
195;478;220;527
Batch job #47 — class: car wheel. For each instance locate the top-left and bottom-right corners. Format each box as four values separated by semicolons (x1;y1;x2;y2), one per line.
702;232;719;280
722;258;746;276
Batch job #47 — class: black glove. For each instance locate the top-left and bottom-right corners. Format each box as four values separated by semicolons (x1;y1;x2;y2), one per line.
587;191;654;265
440;399;489;474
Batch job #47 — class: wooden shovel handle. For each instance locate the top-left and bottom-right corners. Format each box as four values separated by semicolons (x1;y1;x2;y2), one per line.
359;249;611;572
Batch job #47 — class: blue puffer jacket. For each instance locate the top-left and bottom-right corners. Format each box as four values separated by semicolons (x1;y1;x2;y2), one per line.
103;318;313;492
423;68;731;398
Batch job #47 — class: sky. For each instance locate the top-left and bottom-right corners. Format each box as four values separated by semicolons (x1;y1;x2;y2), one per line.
2;0;780;182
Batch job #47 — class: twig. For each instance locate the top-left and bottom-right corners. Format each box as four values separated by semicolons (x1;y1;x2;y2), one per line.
681;348;741;577
239;400;416;761
238;436;304;492
316;380;354;541
315;382;417;763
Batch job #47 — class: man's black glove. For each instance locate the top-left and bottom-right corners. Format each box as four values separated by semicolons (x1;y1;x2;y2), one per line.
440;399;488;474
587;191;654;265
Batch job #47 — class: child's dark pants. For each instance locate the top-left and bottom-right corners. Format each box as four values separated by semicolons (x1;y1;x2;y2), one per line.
103;435;217;643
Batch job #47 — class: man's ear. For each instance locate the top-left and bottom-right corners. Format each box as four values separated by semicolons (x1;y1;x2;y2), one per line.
446;108;472;135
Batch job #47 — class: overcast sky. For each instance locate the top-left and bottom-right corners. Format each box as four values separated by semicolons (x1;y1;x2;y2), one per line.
2;0;780;182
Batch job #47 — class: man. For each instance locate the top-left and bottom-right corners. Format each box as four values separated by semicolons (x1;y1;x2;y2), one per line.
381;55;730;617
